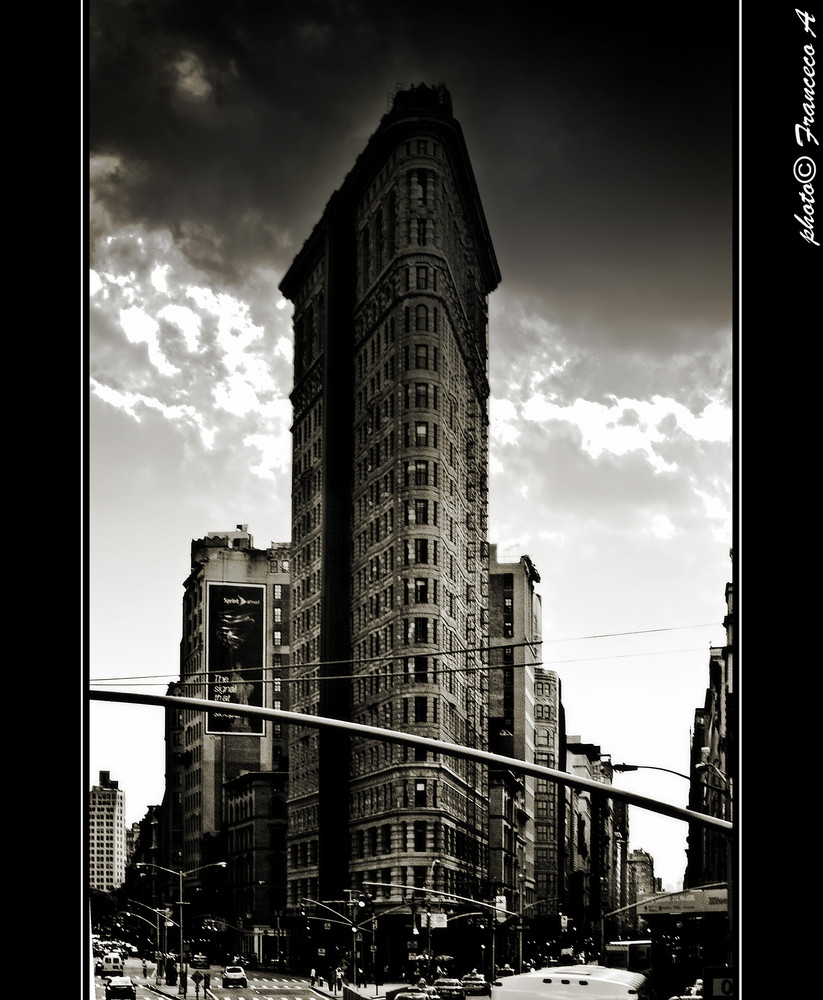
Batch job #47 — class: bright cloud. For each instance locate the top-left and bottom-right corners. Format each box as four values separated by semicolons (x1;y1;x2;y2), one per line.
158;304;201;352
119;306;181;377
518;393;730;473
89;378;216;447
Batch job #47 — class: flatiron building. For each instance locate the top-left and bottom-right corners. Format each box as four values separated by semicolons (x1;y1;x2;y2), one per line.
280;83;501;929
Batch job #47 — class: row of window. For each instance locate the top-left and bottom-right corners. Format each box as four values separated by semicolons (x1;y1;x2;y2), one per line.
357;379;446;429
293;400;322;449
357;319;396;377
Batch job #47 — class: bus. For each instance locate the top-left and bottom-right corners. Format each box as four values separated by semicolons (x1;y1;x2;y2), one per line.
491;966;652;1000
602;941;653;975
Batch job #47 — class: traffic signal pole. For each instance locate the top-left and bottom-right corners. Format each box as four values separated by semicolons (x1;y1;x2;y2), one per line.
90;690;732;833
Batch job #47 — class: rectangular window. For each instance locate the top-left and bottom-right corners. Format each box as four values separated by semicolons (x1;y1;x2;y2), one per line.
414;820;427;851
414;618;429;643
415;383;429;408
415;780;427;807
415;499;428;524
415;578;429;603
415;344;429;369
415;422;428;446
415;460;428;485
414;538;429;564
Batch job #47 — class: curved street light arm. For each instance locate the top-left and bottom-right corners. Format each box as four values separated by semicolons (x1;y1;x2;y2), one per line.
92;691;732;833
611;763;692;781
302;897;352;924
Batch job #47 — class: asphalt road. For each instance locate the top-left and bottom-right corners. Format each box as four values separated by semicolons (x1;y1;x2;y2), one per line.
92;958;323;1000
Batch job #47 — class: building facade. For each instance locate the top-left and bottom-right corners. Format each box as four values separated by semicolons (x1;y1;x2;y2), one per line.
153;527;290;960
486;547;548;969
685;562;734;890
562;740;626;959
89;770;127;890
279;83;501;965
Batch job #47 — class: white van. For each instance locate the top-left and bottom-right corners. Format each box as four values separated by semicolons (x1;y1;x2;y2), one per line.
98;952;125;976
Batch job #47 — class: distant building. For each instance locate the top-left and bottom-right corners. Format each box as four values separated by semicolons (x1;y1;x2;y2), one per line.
626;848;658;929
685;560;734;889
224;768;288;965
563;739;625;957
487;547;548;969
89;770;127;890
126;821;141;864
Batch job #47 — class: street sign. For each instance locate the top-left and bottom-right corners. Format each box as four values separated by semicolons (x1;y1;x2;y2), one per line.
191;972;204;984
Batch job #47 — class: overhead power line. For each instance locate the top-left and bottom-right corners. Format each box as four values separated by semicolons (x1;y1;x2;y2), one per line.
89;623;722;687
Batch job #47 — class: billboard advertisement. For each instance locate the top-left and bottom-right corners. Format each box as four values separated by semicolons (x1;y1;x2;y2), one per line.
206;582;266;735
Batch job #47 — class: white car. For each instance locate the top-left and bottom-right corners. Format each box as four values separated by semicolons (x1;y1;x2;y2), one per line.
104;977;136;1000
222;966;248;988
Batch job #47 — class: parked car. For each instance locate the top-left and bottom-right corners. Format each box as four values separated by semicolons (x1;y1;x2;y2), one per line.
223;965;248;988
104;977;137;1000
191;953;210;968
461;973;490;996
434;979;465;1000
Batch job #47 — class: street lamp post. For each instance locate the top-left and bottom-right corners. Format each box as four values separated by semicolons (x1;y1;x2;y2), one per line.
611;763;692;781
127;899;180;964
136;861;227;996
424;859;439;983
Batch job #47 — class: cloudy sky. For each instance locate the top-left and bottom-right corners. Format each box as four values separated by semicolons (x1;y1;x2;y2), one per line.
87;1;737;891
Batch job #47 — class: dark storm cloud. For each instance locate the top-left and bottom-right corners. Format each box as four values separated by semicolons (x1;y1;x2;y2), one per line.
89;0;735;345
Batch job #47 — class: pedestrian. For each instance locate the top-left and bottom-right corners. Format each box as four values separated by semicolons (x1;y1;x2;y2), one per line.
204;972;211;995
143;960;148;978
311;967;317;987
